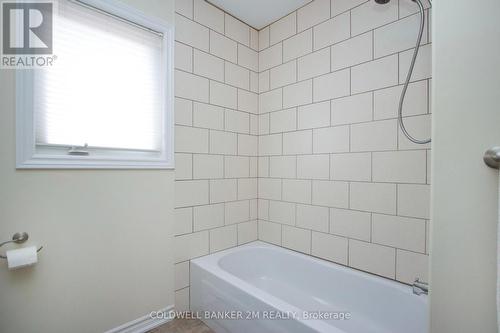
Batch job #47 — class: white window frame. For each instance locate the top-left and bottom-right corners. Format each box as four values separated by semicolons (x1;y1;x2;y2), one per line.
16;0;175;169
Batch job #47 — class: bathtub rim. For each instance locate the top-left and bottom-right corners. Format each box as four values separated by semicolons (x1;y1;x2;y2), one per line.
190;241;427;333
191;242;340;332
192;241;428;298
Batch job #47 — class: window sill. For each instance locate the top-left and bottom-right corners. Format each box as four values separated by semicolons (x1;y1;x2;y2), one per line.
16;155;174;170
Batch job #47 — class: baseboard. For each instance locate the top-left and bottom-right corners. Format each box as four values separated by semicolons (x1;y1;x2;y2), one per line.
104;305;174;333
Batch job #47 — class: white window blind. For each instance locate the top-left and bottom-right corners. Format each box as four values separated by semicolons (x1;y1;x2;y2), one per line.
33;0;164;151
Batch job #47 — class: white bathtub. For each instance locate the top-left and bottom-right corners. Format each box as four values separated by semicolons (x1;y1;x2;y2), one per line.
190;241;428;333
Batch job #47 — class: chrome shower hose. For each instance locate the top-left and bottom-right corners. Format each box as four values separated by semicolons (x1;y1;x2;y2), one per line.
398;0;431;144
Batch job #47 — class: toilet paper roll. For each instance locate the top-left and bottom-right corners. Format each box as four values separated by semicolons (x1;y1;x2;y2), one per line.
6;246;38;270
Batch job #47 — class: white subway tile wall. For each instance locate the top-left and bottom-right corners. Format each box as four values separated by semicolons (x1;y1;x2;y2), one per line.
175;0;431;308
174;0;259;309
256;0;431;285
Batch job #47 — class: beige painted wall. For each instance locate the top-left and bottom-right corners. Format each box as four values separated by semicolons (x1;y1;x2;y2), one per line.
0;1;175;332
430;0;500;331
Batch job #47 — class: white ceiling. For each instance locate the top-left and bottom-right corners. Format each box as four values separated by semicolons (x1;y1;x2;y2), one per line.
207;0;312;30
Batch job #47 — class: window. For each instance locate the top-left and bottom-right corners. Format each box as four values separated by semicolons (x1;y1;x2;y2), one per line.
16;0;174;169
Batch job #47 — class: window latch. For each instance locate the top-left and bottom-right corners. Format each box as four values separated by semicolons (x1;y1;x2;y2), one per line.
68;143;89;156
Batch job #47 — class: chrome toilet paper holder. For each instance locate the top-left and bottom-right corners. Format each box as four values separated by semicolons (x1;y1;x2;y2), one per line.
0;232;43;259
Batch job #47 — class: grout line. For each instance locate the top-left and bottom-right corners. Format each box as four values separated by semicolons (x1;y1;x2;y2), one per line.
191;46;195;74
175;147;429;165
347;181;351;209
371;91;375;121
178;11;429;77
176;10;256;50
176;38;258;74
371;30;374;60
367;213;373;243
349;10;352;38
199;40;430;98
259;0;407;53
310;227;313;254
349;67;352;96
258;218;427;256
395;184;399;215
179;195;428;221
347;239;350;267
191;153;194;180
191;206;194;234
258;69;430;105
370;152;373;182
175;0;431;283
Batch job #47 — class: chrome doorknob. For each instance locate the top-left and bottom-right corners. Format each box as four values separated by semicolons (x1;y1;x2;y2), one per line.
484;147;500;169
